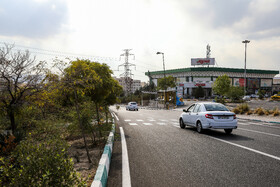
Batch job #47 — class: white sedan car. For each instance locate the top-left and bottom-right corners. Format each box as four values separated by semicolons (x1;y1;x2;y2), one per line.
126;102;139;111
179;102;237;134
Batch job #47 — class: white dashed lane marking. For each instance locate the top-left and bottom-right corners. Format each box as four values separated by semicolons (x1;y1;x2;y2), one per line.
124;119;131;122
143;123;152;126
129;123;138;126
136;119;144;122
157;123;166;125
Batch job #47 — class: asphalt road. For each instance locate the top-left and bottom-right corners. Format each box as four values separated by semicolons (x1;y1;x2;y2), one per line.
107;106;280;187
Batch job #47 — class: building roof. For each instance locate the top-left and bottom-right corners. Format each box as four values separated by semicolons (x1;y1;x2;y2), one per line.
145;67;279;76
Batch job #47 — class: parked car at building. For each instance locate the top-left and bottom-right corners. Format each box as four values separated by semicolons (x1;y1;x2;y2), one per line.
126;102;139;111
243;95;251;101
179;102;237;134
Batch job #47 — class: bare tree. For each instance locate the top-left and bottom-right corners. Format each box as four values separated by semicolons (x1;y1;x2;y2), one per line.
0;44;46;133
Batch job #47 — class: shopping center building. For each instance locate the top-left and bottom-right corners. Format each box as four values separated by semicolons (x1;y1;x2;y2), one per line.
145;67;279;98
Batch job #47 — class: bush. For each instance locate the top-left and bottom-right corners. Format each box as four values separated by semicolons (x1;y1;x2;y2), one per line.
0;135;85;187
254;107;265;115
272;107;280;116
227;86;244;102
232;108;240;114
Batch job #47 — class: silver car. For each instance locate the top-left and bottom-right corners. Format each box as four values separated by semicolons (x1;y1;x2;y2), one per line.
126;102;138;111
179;102;237;134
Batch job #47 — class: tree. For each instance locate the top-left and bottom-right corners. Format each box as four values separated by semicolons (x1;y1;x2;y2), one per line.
227;86;244;102
0;44;46;133
212;74;231;96
157;76;176;90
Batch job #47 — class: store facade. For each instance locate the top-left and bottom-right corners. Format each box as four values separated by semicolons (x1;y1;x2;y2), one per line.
145;67;279;98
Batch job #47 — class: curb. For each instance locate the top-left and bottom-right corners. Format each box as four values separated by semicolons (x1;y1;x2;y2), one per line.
237;117;280;125
91;117;115;187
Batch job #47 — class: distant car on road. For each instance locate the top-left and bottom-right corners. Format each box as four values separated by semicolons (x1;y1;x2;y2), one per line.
179;102;237;134
126;102;139;111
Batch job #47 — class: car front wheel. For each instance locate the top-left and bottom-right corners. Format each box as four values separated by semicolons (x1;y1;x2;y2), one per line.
224;129;233;134
179;118;186;129
197;121;203;133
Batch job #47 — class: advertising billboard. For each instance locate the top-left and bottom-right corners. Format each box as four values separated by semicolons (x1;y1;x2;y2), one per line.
248;78;259;89
191;58;215;66
261;79;272;87
233;78;245;87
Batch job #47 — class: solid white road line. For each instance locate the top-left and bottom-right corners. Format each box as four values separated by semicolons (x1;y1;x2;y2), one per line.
120;127;132;187
238;128;280;138
112;112;119;121
209;136;280;161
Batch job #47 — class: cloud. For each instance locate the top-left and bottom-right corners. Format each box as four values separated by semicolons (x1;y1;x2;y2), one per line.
0;0;68;38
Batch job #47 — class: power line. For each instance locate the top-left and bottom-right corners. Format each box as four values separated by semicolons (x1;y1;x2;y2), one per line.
0;41;118;62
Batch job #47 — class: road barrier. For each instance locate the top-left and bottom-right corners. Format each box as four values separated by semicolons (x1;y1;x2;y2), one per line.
91;117;115;187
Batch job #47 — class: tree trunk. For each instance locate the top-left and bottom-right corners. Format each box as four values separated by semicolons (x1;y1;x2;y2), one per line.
95;102;102;138
8;107;16;134
74;90;92;163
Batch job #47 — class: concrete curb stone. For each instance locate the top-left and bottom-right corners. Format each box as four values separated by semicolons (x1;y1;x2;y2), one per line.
91;117;115;187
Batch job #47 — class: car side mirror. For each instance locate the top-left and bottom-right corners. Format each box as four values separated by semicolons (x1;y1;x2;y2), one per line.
183;109;187;113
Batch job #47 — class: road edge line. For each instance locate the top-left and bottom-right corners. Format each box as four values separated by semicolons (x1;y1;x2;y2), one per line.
120;127;132;187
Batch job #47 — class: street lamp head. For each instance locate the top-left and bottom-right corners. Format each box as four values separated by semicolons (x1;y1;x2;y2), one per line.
242;40;250;43
156;52;163;55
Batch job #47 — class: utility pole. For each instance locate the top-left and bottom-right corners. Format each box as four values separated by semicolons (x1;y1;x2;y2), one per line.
118;49;135;96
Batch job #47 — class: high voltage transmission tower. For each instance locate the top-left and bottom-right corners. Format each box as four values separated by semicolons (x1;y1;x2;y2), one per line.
118;49;135;96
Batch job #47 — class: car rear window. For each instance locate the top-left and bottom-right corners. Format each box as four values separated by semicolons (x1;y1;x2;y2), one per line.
204;104;229;111
130;102;137;105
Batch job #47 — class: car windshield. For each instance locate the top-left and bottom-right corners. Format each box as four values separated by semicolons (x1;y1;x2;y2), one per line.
130;102;137;105
204;104;229;111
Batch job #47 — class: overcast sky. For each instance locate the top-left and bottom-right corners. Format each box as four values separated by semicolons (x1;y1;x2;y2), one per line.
1;0;280;81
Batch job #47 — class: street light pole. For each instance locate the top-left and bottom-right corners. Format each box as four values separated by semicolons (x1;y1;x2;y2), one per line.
157;52;166;108
242;40;250;95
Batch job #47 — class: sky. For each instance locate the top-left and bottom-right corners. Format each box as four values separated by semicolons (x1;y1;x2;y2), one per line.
1;0;280;82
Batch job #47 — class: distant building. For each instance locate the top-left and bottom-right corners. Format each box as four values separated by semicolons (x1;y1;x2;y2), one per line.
145;67;279;97
114;77;143;94
273;76;280;94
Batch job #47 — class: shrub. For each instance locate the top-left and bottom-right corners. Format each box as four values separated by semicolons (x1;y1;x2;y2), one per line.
0;135;85;187
232;103;250;114
246;110;253;115
232;108;240;114
254;107;265;115
0;134;17;156
272;107;280;116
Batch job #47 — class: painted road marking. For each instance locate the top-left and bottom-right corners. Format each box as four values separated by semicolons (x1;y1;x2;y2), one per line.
160;119;167;122
149;119;156;122
173;125;180;128
124;119;131;122
129;123;138;126
120;127;132;187
143;123;152;126
136;119;144;122
238;128;280;138
112;112;119;121
209;136;280;161
170;119;178;122
157;123;166;125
